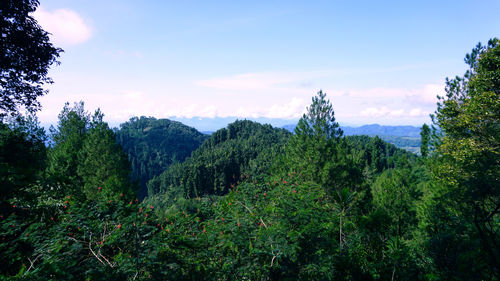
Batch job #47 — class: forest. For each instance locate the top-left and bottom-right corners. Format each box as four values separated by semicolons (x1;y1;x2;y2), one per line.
1;1;499;280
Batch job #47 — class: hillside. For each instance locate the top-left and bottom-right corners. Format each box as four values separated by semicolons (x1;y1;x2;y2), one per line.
147;119;291;198
116;116;208;197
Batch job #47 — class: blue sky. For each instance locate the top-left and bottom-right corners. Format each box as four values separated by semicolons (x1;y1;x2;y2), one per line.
33;0;500;127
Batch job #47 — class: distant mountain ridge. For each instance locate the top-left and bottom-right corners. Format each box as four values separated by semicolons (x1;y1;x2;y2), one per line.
283;123;422;153
164;117;422;138
342;124;421;137
283;123;421;137
168;116;299;132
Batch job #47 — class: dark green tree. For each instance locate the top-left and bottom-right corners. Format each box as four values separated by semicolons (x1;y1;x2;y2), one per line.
78;110;135;200
283;90;341;183
116;116;207;198
149;120;290;199
295;90;342;140
371;168;422;279
282;90;361;194
46;102;90;192
47;102;136;200
370;136;387;174
419;124;430;157
0;115;46;210
0;0;62;117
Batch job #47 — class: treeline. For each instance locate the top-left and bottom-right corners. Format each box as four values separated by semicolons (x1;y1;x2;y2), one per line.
0;7;498;279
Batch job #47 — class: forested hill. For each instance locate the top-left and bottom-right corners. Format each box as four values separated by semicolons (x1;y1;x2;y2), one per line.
1;7;498;277
116;116;208;198
117;117;414;202
147;120;291;199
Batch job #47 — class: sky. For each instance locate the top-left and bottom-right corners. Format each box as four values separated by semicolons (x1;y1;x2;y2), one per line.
32;0;500;128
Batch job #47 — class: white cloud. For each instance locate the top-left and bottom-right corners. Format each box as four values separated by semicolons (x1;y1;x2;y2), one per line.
233;106;262;118
407;83;443;105
389;109;405;117
195;69;339;91
39;66;441;126
409;108;427;117
197;70;443;108
360;106;431;118
33;6;92;46
332;84;443;104
124;91;143;100
361;107;391;118
266;98;307;119
198;105;218;118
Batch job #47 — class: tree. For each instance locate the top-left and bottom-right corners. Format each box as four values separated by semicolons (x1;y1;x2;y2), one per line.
115;116;208;198
0;0;62;117
284;90;343;184
419;124;430;157
333;187;356;252
282;91;363;196
371;168;422;279
47;102;136;200
149;120;290;199
78;109;135;200
0;115;46;210
46;102;90;191
294;90;342;140
430;38;500;279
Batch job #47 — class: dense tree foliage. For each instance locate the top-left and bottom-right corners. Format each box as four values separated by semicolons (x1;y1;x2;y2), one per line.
0;0;62;117
278;91;351;189
46;102;136;201
1;39;498;280
148;120;291;199
424;38;500;280
0;115;46;212
116;116;208;198
420;124;431;157
46;102;89;190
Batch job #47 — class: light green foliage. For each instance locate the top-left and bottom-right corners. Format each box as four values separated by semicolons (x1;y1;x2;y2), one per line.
427;38;500;279
372;168;419;238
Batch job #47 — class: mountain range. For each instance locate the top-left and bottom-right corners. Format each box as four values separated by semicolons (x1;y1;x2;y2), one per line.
282;123;422;137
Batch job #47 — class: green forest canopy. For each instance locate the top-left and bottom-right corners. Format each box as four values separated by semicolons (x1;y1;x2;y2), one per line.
0;4;498;278
116;116;208;198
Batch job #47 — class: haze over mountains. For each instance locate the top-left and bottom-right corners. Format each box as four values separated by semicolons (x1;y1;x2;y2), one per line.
281;123;421;137
151;116;422;136
164;117;423;153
